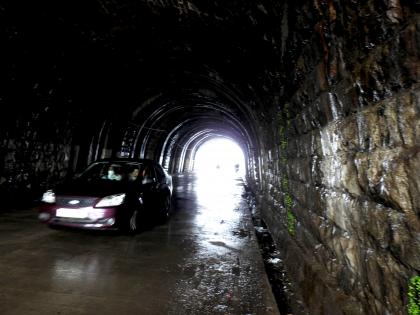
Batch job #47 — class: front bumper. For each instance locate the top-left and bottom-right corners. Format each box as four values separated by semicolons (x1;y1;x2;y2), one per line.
38;204;119;230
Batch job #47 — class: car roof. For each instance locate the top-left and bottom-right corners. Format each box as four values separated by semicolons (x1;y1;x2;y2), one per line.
91;158;156;165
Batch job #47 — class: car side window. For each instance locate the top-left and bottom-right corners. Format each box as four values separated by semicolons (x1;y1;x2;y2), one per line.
141;164;156;184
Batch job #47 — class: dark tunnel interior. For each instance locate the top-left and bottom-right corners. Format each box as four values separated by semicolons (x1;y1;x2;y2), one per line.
1;0;271;184
0;1;419;314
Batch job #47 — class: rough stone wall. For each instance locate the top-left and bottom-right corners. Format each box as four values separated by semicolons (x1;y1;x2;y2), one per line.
257;1;419;314
0;0;121;205
0;108;74;206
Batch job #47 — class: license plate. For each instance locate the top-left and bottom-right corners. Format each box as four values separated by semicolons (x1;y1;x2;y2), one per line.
56;208;88;218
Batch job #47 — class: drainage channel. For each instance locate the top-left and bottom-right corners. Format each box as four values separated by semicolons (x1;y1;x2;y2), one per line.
244;189;295;315
253;219;294;315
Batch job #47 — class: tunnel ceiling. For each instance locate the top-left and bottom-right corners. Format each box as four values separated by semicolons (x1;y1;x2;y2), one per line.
5;0;413;170
1;0;291;165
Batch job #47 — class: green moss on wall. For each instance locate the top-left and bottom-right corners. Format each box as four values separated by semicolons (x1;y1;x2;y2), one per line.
278;108;296;236
408;276;420;315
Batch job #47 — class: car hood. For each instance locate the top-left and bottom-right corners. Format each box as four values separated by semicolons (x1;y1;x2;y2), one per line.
55;179;135;198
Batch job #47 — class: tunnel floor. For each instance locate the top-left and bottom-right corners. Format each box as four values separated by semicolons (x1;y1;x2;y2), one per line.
0;173;279;315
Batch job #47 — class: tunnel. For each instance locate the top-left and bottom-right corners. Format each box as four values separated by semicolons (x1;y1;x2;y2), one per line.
0;1;419;314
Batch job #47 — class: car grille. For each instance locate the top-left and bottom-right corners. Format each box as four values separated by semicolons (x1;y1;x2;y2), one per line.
52;217;94;224
56;196;99;208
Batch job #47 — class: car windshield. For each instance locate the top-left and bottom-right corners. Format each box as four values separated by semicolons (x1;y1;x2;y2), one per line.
78;162;146;183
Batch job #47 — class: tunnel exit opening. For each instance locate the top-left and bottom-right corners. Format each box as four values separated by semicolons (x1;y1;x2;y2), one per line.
193;138;245;178
192;138;247;234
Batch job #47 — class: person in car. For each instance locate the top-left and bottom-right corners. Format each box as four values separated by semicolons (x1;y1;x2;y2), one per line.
128;168;140;181
103;165;122;181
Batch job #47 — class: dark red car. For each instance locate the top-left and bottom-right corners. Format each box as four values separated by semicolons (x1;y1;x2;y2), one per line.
38;158;172;232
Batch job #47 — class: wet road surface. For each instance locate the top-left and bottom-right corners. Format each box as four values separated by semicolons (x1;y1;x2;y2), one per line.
0;172;279;315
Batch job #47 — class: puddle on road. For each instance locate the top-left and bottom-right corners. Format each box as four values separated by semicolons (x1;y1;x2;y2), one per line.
168;172;277;314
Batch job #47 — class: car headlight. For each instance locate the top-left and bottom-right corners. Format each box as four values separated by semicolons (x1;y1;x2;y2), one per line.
95;193;126;208
42;190;56;203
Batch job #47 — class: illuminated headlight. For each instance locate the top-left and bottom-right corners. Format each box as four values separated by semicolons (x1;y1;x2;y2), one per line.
95;193;126;208
42;190;56;203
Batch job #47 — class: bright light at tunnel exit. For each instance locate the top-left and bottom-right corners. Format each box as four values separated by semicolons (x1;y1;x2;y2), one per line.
193;138;245;177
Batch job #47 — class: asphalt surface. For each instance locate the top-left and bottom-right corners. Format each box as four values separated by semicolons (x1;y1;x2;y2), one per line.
0;172;279;315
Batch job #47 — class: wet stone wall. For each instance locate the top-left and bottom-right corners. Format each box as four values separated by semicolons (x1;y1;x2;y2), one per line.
255;1;419;314
0;110;74;207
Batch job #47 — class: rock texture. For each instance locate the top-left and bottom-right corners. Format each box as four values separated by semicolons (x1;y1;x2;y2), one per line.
0;109;74;205
254;1;420;314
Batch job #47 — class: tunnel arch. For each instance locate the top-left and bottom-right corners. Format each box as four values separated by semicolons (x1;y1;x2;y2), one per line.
123;72;263;179
186;134;246;173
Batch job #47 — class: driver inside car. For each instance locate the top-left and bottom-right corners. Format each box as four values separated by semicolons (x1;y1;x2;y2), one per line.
103;165;122;181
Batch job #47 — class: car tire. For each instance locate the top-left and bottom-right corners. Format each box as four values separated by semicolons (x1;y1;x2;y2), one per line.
157;194;171;224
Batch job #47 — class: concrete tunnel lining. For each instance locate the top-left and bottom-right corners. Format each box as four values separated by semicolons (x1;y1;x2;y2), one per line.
159;120;249;173
126;84;260;175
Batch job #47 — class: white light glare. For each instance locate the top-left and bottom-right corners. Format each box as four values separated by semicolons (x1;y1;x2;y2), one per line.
42;190;56;203
194;139;245;177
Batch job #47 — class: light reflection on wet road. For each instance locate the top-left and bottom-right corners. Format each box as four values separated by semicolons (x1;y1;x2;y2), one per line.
0;173;278;315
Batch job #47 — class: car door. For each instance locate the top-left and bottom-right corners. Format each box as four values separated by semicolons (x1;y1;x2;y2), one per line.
140;163;160;214
125;162;144;208
155;164;172;192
